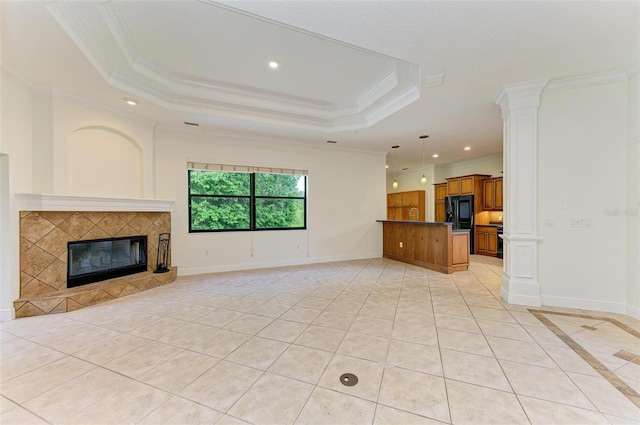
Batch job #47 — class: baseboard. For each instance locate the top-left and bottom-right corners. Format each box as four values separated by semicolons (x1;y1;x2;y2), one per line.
541;294;627;315
500;275;542;307
0;308;15;322
178;252;382;276
625;303;640;321
500;286;542;307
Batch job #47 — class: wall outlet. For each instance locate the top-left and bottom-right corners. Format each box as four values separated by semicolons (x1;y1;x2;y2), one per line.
570;217;592;227
543;217;556;227
399;241;403;248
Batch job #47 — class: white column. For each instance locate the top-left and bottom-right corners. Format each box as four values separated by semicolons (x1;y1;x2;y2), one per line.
494;80;548;307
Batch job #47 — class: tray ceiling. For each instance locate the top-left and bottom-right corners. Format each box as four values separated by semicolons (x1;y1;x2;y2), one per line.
46;0;420;131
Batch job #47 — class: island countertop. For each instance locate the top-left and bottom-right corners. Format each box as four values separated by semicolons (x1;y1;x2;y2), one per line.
376;220;471;232
377;220;470;273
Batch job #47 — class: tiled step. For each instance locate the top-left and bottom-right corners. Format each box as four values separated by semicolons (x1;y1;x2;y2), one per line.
13;267;177;318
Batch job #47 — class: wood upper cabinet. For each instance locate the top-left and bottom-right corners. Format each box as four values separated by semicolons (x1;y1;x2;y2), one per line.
494;178;503;210
460;176;474;195
387;190;425;221
434;183;447;222
446;179;461;196
434;183;447;201
482;177;503;211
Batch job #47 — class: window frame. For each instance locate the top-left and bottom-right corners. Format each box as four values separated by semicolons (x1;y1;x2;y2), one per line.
188;169;307;233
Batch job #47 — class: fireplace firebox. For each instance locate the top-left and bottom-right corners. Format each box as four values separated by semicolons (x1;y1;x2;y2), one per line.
67;236;147;288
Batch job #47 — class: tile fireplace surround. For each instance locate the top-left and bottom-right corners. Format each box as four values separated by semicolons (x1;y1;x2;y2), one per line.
14;194;176;318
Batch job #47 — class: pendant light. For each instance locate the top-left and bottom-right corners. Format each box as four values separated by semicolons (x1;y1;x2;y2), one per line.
419;135;429;185
392;145;399;190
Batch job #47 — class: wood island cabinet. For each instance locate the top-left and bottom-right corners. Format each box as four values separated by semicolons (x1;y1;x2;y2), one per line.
475;225;498;256
379;220;470;273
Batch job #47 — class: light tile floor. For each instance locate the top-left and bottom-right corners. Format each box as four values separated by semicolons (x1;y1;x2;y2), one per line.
1;256;639;425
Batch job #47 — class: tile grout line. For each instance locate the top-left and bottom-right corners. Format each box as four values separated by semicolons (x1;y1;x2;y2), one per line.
529;309;640;410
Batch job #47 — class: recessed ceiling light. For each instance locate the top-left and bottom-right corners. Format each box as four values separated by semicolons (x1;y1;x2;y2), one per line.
268;61;279;69
432;154;439;158
419;135;429;139
385;165;389;169
124;98;138;106
464;146;471;151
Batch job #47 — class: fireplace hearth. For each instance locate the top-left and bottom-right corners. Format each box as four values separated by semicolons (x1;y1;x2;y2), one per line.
67;236;147;288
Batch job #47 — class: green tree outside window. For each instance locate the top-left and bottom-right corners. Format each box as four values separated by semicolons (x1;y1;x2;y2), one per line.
188;170;306;232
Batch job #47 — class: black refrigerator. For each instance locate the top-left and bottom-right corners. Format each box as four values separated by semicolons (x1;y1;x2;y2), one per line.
445;195;474;254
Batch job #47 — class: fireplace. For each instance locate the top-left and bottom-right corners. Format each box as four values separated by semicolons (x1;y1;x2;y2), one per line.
67;236;147;288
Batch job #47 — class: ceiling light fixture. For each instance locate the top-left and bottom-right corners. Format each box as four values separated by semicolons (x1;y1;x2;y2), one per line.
464;146;471;151
124;98;138;106
420;135;429;185
432;154;439;158
268;60;279;69
392;145;400;190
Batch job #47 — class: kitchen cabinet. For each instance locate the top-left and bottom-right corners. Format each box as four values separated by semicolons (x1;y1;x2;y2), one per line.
379;220;470;273
494;178;503;210
438;174;491;220
446;175;478;196
447;179;461;196
434;183;447;222
483;177;503;210
475;225;498;256
387;190;425;221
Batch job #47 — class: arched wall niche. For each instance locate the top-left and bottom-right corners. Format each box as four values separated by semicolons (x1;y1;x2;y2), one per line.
67;126;143;198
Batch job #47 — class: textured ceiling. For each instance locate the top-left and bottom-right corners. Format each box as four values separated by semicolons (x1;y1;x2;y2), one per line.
2;0;639;171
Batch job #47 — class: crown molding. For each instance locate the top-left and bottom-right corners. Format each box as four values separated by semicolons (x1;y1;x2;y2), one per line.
1;66;51;94
51;88;158;127
493;79;550;116
545;70;628;92
445;153;503;169
46;2;115;82
156;125;387;156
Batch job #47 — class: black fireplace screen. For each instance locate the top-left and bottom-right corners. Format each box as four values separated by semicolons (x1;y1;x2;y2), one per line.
67;235;147;288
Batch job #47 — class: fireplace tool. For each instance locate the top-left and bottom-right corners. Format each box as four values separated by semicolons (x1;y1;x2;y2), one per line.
154;232;170;273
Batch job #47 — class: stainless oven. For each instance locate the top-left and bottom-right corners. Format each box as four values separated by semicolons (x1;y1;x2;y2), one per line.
497;225;503;259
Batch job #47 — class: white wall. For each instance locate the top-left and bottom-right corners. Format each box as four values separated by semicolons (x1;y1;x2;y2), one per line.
626;67;640;319
68;127;143;198
538;80;628;312
0;155;10;320
32;93;54;193
443;154;503;180
1;74;34;319
50;96;155;197
155;128;386;275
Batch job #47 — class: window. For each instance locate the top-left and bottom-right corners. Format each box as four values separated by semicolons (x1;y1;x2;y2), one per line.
188;169;306;232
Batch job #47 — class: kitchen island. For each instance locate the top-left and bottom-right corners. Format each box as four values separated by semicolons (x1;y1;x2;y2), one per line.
377;220;470;273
